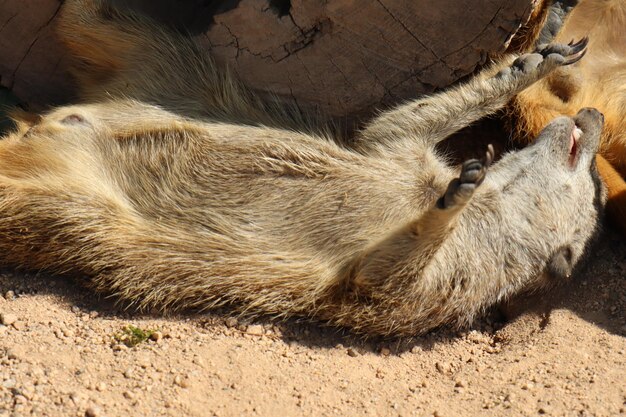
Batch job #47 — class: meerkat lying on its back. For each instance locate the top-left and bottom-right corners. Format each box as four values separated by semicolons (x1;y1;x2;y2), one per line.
0;0;605;335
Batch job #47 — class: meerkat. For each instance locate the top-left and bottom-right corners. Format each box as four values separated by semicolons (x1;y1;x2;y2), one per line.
511;0;626;233
0;0;605;335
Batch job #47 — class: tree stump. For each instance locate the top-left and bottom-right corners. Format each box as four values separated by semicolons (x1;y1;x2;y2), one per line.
0;0;540;118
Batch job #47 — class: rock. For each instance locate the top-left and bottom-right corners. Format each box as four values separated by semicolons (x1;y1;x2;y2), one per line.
246;325;264;336
435;362;451;374
380;347;391;356
454;379;467;388
346;348;359;357
224;317;238;328
0;312;17;326
11;320;25;331
6;349;19;360
2;379;16;389
4;291;15;300
85;406;102;417
149;331;163;342
173;375;190;388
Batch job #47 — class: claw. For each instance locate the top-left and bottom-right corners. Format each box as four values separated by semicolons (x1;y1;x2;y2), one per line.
563;48;587;65
484;144;494;168
569;36;589;54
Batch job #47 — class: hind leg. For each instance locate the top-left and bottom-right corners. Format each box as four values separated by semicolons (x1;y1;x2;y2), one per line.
59;0;270;124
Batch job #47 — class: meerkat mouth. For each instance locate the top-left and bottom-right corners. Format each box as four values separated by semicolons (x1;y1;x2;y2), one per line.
569;125;582;166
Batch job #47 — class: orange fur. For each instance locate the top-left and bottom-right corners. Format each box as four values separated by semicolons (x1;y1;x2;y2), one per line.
513;0;626;232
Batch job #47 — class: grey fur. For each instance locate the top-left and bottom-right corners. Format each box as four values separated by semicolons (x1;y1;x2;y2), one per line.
0;0;606;335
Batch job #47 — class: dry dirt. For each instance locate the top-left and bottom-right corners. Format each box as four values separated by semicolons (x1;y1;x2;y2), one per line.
0;229;624;417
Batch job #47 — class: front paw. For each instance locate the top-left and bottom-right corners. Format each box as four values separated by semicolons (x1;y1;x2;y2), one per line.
439;144;494;209
514;37;588;75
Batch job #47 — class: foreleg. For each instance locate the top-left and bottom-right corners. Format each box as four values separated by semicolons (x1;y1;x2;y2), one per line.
357;40;588;152
351;146;494;292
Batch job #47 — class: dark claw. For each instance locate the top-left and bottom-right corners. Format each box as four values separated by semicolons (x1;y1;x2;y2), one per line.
569;36;589;54
563;48;587;65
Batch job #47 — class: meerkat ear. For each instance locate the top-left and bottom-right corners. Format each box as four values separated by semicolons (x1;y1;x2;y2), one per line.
546;245;574;280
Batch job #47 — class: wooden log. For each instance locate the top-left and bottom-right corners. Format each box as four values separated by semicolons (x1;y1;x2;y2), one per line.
0;0;540;117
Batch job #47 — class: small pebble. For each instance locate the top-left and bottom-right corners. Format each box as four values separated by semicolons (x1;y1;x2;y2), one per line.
4;291;15;300
224;317;238;328
2;379;16;389
85;406;102;417
149;331;163;342
247;325;264;336
454;379;467;388
0;312;17;326
435;362;450;374
380;347;391;356
346;348;359;357
11;320;25;331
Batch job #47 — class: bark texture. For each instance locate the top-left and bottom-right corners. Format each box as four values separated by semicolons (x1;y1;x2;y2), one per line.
0;0;539;117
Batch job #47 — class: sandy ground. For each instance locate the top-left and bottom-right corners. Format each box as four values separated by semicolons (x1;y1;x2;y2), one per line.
0;226;624;417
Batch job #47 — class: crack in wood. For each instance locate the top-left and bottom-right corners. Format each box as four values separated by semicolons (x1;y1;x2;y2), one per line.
8;2;63;90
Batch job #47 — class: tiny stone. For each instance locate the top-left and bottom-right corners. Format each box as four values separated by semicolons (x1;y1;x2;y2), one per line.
346;348;359;357
0;313;17;326
85;406;101;417
4;291;15;300
6;349;19;360
454;379;467;388
380;347;391;356
247;325;264;336
224;317;238;328
123;391;134;400
11;321;25;331
14;394;27;405
435;362;450;374
95;382;106;392
2;379;16;389
149;331;163;342
123;369;133;379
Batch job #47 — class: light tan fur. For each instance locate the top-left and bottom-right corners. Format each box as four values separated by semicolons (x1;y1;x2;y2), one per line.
512;0;626;232
0;0;606;335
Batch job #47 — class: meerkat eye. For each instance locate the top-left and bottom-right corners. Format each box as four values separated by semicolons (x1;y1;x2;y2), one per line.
61;114;87;125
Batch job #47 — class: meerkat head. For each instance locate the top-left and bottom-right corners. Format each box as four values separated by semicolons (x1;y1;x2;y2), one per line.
484;107;606;289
